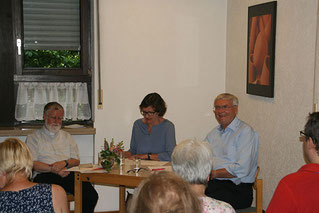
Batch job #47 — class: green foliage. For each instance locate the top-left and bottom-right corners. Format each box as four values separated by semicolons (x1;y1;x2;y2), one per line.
100;138;124;171
24;50;80;68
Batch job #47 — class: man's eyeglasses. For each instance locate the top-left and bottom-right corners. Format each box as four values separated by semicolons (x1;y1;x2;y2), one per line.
213;105;234;111
300;131;307;137
299;131;309;142
48;116;63;120
141;111;157;116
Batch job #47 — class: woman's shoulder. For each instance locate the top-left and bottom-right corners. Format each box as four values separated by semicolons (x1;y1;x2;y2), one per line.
51;184;67;196
133;118;143;125
51;184;68;213
161;119;175;127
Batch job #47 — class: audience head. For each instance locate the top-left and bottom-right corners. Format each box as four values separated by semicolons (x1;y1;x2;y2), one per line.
130;171;201;213
43;102;64;133
139;93;167;117
213;93;238;129
304;112;319;153
0;138;33;187
172;139;213;185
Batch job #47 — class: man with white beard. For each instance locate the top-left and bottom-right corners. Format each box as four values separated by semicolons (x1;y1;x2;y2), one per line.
26;102;98;213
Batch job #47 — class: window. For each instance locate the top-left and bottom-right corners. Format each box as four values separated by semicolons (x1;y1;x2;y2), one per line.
0;0;93;126
14;0;91;76
23;0;81;70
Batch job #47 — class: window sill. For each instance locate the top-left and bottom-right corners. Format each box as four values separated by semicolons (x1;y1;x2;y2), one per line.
0;126;96;136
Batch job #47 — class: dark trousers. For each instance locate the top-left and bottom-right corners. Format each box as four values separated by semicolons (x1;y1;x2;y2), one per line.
34;172;98;213
205;179;253;210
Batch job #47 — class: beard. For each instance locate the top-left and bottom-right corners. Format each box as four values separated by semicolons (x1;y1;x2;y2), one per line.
45;123;62;134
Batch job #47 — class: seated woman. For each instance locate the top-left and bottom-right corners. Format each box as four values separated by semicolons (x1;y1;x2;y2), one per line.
130;171;201;213
0;138;68;213
172;139;235;213
125;92;176;161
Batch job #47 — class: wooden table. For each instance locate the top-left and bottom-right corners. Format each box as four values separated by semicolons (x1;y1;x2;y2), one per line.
74;162;153;213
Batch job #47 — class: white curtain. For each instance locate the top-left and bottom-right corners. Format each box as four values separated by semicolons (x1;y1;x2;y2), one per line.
15;82;91;121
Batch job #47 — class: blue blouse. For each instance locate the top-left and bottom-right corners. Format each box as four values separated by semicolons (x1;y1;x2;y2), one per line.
129;119;176;161
0;184;54;213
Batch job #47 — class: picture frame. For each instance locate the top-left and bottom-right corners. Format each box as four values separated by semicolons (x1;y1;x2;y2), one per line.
246;1;277;98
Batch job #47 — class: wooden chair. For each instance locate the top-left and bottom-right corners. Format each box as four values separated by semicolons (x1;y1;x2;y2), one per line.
67;193;75;212
236;166;264;213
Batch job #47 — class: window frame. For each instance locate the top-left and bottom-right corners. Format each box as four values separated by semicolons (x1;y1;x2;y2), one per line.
11;0;93;126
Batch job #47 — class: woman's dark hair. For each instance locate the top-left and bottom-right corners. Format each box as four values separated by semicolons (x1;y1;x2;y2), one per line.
139;93;167;116
304;112;319;151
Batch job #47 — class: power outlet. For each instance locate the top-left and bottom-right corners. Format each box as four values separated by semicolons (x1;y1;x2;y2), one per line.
97;89;103;110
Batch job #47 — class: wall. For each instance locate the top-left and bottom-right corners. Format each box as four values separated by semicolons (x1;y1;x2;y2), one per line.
93;0;227;211
226;0;318;209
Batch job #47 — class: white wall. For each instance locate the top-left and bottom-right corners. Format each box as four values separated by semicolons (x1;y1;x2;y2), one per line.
226;0;318;209
93;0;227;211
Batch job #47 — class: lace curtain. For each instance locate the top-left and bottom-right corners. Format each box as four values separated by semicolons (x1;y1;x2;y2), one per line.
15;82;91;121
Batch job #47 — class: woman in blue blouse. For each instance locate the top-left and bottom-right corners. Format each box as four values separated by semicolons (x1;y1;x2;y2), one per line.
125;93;176;161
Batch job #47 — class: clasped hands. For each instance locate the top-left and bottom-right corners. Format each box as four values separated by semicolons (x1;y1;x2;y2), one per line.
49;161;70;177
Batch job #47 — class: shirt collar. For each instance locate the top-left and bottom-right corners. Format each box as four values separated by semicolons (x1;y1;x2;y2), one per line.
299;163;319;173
42;126;59;138
217;117;239;132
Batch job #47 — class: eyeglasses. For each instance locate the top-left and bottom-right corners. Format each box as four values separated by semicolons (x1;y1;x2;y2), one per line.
140;111;157;116
48;116;63;120
299;131;309;142
213;105;234;111
300;131;307;137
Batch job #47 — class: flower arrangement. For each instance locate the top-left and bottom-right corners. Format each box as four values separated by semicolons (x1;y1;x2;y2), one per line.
99;138;124;172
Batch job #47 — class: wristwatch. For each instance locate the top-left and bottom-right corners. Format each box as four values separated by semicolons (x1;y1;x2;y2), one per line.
147;153;151;160
64;160;69;168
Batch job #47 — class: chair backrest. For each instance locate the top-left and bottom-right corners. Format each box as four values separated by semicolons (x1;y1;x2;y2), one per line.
67;193;75;211
253;166;260;190
255;178;263;213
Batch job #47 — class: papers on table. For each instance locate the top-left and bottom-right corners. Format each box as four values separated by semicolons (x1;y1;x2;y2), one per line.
65;160;172;173
124;159;168;166
125;159;172;171
65;164;105;173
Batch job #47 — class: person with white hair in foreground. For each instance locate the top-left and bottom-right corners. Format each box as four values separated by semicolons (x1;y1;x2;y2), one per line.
172;139;235;213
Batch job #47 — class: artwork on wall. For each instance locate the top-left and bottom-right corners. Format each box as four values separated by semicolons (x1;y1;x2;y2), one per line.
246;1;277;98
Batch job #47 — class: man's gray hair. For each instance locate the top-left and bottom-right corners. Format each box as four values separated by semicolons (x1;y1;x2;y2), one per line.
214;93;239;106
172;139;213;185
43;102;64;115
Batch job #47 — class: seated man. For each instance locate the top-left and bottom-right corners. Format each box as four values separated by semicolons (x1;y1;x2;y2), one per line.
26;102;98;213
205;93;259;209
267;112;319;213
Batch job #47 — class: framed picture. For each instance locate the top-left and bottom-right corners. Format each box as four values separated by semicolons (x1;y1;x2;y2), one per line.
246;1;277;98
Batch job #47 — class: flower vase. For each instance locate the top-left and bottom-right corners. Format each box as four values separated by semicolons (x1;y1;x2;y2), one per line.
101;157;115;172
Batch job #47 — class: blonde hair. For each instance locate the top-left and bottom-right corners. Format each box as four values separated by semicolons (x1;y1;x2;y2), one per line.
130;171;201;213
0;138;33;184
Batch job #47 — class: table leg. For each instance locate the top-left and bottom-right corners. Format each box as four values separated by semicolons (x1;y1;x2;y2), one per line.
119;186;126;213
74;172;82;213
